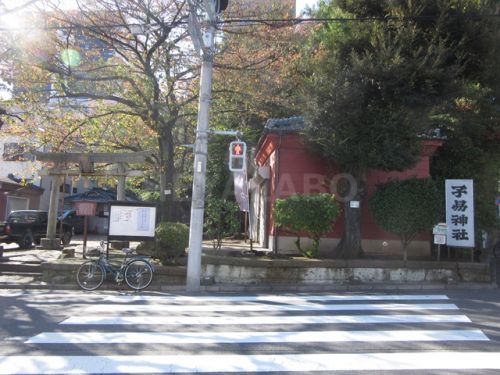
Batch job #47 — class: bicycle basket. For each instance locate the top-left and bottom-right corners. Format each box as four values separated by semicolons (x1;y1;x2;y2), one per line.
86;247;103;258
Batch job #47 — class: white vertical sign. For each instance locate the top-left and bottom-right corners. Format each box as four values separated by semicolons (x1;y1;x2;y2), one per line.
233;171;249;212
445;179;474;247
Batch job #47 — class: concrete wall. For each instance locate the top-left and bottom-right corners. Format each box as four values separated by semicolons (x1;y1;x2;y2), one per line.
41;255;492;288
201;256;491;285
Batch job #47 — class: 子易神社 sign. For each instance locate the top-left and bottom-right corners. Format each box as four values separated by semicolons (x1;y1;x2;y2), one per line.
445;179;474;248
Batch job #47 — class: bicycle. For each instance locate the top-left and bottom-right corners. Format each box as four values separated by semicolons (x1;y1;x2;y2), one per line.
76;241;155;291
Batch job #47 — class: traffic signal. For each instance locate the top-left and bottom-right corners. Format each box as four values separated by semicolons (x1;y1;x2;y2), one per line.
229;140;246;172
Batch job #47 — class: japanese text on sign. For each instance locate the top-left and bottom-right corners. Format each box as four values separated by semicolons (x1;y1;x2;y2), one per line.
445;179;474;247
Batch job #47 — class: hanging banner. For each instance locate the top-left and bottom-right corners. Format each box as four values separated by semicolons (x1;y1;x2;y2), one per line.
233;171;249;212
445;179;475;248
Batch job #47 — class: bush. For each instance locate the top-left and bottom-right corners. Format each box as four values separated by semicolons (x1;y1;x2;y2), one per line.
274;193;340;258
369;178;441;261
154;222;189;264
204;198;240;251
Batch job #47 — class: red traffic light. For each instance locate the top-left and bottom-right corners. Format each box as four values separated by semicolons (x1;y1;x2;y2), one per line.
229;140;246;172
231;142;244;156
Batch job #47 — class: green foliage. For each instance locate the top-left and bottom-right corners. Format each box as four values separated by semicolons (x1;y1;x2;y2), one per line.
138;190;161;202
431;85;500;231
154;222;189;264
297;0;499;257
206;135;233;198
274;193;341;258
369;178;441;260
204;198;240;251
301;1;462;173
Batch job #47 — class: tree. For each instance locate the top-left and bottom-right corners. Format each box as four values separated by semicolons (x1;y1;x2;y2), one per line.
298;0;491;258
429;2;500;239
7;0;199;221
210;1;304;143
274;193;340;258
431;84;500;234
369;178;441;262
0;0;41;128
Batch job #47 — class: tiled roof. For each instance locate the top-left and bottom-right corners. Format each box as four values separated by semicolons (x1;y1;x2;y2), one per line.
265;116;306;132
64;187;140;202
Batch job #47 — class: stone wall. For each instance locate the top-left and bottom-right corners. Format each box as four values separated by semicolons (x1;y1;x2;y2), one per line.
201;256;492;285
41;255;493;288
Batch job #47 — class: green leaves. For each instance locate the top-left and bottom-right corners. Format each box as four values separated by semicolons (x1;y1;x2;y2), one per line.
274;193;340;258
204;198;240;251
154;222;189;264
300;0;472;173
369;178;441;250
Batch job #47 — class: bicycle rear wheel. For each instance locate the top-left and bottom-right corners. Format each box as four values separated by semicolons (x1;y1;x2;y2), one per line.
124;259;153;290
77;261;105;291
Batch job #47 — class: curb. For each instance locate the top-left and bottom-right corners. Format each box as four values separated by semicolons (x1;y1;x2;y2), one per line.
0;279;497;293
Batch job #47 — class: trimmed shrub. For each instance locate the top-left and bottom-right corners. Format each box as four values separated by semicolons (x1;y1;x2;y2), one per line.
154;222;189;264
369;178;441;261
274;193;340;258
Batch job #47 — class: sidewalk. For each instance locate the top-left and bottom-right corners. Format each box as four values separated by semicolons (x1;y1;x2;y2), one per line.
1;236;498;292
0;234;116;290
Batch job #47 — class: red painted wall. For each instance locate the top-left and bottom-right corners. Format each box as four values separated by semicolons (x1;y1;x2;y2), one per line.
254;133;441;242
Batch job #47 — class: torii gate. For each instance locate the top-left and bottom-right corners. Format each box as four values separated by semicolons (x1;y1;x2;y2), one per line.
34;151;153;249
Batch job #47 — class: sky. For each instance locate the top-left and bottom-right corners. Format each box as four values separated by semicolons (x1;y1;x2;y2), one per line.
296;0;319;16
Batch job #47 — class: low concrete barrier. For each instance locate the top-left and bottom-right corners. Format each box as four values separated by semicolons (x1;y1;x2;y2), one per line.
41;254;492;288
201;255;492;285
41;260;186;287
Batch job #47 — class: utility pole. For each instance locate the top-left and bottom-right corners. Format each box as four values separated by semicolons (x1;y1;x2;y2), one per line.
186;0;217;292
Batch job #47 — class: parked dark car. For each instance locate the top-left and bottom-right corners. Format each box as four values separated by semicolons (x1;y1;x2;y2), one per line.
59;210;85;234
0;210;72;249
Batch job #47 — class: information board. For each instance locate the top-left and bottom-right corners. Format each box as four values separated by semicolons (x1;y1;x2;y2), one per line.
108;201;157;241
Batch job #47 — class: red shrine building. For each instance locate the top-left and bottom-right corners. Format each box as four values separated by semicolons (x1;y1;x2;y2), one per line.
249;117;442;258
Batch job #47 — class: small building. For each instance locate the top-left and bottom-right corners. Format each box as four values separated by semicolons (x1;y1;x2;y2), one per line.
250;117;442;258
0;177;44;220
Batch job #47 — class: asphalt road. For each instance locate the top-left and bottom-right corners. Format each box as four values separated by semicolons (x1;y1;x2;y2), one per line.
0;289;500;374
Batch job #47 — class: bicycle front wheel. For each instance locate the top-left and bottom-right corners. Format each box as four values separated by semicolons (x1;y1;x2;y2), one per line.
77;261;105;291
124;259;153;290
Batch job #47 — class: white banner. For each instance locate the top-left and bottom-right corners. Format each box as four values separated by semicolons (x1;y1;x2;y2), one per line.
233;171;249;212
445;179;474;247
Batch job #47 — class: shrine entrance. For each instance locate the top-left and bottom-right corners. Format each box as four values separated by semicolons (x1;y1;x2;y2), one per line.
34;151;152;249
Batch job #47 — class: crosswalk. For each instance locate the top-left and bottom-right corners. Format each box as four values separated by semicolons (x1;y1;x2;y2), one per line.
1;292;500;374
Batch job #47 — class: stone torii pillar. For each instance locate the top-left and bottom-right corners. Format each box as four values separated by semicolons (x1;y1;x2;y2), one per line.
41;173;63;249
116;163;126;201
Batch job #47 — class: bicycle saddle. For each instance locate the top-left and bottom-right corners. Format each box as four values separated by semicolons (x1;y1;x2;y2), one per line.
122;247;134;254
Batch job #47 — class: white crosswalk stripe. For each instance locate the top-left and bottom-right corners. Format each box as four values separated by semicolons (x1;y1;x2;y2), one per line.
2;352;500;374
61;313;472;325
85;301;459;312
1;292;499;374
26;329;489;344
